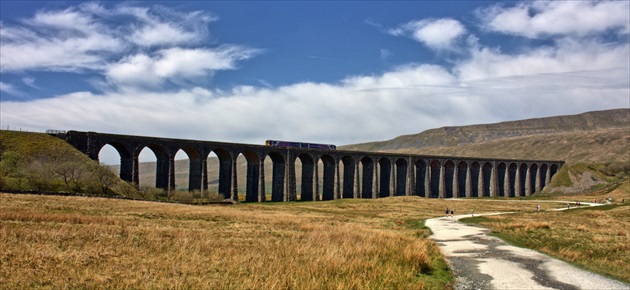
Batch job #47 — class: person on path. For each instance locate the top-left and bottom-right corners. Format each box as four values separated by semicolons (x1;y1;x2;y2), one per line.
445;208;449;217
537;204;540;211
450;209;454;217
471;208;474;217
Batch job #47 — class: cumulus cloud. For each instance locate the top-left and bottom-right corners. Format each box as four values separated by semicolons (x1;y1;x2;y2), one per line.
105;46;261;88
0;1;233;81
478;0;630;38
389;18;466;51
3;38;628;145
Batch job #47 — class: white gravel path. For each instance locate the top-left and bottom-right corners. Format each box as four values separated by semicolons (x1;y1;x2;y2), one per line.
425;203;629;290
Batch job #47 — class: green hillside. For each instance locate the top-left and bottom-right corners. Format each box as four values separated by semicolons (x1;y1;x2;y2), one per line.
0;130;139;198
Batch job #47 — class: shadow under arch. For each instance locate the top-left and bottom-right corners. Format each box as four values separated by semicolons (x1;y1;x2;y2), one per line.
414;159;427;197
360;156;374;198
240;150;261;202
395;158;408;196
457;161;468;197
205;147;233;200
266;151;285;202
296;153;315;201
340;156;355;199
320;155;336;201
379;158;392;198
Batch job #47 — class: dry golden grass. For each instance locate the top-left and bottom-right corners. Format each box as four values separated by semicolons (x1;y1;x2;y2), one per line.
0;194;551;289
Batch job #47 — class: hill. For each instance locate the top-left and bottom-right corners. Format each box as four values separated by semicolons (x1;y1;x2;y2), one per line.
0;130;140;198
341;109;629;164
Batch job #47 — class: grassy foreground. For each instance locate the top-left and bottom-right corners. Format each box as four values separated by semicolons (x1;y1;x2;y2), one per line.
0;194;552;289
462;183;630;283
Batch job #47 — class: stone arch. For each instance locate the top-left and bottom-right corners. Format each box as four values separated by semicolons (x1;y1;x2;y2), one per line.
360;156;375;198
550;163;559;175
97;142;133;182
240;150;261;202
135;144;169;190
379;158;392;197
539;163;549;190
470;162;480;197
176;145;203;192
266;151;285;202
340;156;355;199
320;155;336;200
497;162;507;197
518;163;528;197
530;163;539;194
395;158;408;196
444;160;455;198
482;162;493;197
429;160;441;198
457;161;468;197
213;148;234;199
296;153;315;201
507;163;518;197
414;159;427;197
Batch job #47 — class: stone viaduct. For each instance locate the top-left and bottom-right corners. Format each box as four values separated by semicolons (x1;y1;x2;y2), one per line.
59;131;564;202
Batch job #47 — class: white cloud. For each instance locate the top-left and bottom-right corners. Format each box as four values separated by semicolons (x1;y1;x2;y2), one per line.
0;2;224;75
21;77;38;89
118;5;215;47
478;0;630;38
106;46;261;88
389;18;466;51
0;82;21;96
2;38;627;146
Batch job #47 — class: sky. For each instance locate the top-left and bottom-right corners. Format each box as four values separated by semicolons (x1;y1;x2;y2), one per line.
1;1;629;163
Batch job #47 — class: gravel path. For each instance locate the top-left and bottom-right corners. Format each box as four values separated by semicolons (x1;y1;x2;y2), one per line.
425;204;629;290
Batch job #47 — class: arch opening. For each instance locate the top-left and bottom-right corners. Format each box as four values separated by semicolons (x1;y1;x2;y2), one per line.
482;162;492;197
470;162;480;197
379;158;392;198
395;158;408;196
430;160;440;198
320;155;336;200
457;161;467;197
414;160;427;197
360;157;374;198
444;161;454;198
497;163;506;197
297;154;315;201
341;156;355;199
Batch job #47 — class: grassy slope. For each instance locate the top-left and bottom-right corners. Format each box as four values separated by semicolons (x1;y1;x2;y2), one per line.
0;130;90;163
0;130;140;198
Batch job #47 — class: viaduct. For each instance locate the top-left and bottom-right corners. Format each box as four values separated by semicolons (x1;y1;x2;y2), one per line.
59;131;564;202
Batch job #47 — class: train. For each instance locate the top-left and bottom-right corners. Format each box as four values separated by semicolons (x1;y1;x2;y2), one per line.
265;140;336;150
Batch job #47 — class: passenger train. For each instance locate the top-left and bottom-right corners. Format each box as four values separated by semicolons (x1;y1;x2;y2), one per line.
265;140;336;150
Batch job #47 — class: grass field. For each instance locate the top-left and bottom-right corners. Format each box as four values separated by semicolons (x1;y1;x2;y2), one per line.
0;193;564;289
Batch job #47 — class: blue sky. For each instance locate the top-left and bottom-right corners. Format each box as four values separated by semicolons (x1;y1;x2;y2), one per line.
2;1;629;156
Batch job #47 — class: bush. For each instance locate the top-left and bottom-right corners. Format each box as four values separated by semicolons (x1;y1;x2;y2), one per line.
169;190;194;203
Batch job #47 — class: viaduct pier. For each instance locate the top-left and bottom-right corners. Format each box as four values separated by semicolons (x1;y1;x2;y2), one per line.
59;131;564;202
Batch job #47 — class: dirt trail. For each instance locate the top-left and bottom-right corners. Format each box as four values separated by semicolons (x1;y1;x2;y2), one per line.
425;203;629;290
